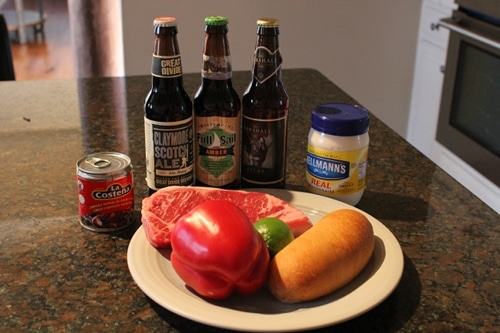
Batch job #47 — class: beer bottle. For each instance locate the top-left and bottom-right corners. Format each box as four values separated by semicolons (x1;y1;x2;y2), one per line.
241;18;289;188
144;17;194;194
194;16;241;189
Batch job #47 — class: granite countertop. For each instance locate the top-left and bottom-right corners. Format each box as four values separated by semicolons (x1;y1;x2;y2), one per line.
0;69;498;332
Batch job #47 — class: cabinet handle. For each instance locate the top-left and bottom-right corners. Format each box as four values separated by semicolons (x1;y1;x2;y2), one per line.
430;22;440;31
440;65;446;73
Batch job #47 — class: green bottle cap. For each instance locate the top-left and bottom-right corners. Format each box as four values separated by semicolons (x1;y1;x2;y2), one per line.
205;16;228;26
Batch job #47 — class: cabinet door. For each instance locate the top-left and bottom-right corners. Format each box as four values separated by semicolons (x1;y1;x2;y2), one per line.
419;2;453;47
407;42;446;157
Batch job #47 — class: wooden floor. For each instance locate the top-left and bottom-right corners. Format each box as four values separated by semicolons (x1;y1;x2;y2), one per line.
4;0;73;81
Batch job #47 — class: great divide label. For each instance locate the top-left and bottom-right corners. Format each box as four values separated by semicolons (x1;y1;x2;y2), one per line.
151;54;183;78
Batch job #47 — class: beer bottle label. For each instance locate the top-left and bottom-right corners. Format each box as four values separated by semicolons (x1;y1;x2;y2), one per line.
242;115;287;185
201;55;233;80
252;46;282;84
144;117;194;189
151;55;183;78
195;116;239;186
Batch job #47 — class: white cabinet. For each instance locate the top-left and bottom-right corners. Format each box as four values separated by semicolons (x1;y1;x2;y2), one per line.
407;42;446;158
407;0;455;157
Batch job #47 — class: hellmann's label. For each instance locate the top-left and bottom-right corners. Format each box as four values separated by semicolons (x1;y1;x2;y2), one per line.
151;54;183;78
306;145;368;196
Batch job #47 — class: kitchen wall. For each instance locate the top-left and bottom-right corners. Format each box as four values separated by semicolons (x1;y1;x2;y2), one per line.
122;0;421;137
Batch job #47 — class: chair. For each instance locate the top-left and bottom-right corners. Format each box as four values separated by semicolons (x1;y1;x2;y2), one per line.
0;13;15;81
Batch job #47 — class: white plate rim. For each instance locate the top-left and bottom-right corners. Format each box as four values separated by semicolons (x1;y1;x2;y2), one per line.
127;189;404;332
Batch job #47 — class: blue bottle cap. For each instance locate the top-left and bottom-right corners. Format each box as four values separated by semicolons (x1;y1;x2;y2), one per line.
311;103;370;136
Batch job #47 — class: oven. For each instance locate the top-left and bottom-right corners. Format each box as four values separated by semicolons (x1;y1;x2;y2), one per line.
437;1;500;187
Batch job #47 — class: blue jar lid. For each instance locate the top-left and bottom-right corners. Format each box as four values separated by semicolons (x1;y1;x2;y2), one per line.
311;103;370;136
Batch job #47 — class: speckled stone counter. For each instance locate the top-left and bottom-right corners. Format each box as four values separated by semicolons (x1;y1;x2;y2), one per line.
0;69;498;332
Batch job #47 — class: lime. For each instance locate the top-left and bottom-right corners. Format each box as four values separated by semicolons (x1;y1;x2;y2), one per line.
254;217;295;256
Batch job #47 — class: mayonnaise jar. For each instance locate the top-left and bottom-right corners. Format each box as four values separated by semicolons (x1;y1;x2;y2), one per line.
306;103;370;206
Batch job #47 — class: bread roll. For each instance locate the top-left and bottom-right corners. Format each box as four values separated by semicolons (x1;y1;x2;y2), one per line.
268;209;374;303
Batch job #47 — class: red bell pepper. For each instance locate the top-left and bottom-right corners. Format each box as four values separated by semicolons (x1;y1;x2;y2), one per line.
170;199;270;299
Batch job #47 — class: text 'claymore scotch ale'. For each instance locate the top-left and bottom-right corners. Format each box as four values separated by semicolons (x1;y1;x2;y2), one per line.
144;17;194;195
194;16;241;189
242;18;289;188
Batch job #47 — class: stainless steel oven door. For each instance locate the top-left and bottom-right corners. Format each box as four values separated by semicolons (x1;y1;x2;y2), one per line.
437;11;500;186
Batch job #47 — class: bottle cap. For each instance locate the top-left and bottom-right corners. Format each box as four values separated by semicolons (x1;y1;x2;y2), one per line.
205;16;228;26
257;18;279;27
154;17;177;27
311;103;370;136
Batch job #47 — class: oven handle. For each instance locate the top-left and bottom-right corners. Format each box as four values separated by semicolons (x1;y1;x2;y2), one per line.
439;18;500;50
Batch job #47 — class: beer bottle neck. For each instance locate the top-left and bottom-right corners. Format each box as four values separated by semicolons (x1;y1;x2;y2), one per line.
150;26;185;86
201;24;233;80
203;25;230;56
257;25;280;42
153;25;179;57
251;26;282;84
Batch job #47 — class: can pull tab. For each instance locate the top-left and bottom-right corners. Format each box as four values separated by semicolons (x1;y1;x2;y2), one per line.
86;157;111;169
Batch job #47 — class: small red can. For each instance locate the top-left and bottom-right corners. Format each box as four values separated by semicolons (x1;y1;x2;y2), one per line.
76;152;134;232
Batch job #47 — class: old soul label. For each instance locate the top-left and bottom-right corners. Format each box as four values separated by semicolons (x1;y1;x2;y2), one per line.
76;152;134;232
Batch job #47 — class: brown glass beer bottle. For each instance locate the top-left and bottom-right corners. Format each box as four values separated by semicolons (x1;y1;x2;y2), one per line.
194;16;241;189
144;17;194;195
242;18;289;188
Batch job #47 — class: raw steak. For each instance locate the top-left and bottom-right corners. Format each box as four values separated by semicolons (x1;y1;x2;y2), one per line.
141;186;313;248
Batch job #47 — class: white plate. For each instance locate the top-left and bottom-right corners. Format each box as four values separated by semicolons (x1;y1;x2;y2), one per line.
127;189;404;332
